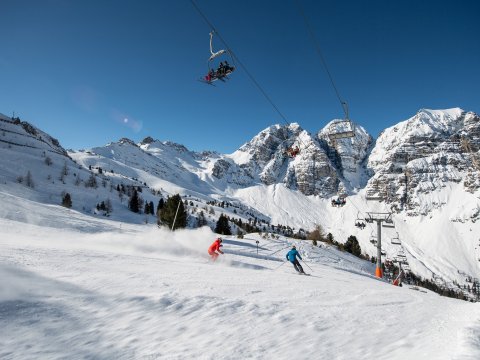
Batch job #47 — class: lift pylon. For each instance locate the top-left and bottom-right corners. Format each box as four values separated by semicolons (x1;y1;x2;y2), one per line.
365;212;393;278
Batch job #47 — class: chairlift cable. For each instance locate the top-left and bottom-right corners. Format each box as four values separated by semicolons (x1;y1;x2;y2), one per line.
190;0;290;126
190;1;336;160
190;0;314;154
294;0;347;119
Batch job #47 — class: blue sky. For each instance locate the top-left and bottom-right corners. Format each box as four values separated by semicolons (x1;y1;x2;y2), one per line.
1;0;479;153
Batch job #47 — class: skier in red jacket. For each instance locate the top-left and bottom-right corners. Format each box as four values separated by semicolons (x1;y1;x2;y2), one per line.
208;237;224;261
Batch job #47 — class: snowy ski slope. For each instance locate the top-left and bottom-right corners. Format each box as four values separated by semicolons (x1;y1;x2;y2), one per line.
1;196;479;359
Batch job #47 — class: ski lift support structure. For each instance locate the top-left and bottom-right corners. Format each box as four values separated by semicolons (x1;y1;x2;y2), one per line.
365;212;393;278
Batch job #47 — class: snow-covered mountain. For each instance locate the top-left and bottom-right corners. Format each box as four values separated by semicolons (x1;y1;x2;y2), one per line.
1;108;479;294
366;108;480;215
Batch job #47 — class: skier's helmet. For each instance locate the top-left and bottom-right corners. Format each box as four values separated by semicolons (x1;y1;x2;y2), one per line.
292;245;296;249
218;237;223;242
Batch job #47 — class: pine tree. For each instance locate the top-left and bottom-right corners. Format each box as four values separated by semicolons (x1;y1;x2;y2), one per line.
129;190;140;213
62;161;69;176
25;170;34;188
344;236;362;257
215;214;232;235
85;173;97;188
326;233;334;244
159;194;187;230
61;193;72;208
196;210;207;227
149;201;155;215
157;198;165;215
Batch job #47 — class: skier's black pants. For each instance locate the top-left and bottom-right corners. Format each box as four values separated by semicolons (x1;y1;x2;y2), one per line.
291;259;304;273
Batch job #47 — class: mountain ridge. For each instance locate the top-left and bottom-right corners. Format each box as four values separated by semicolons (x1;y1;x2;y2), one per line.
0;108;479;293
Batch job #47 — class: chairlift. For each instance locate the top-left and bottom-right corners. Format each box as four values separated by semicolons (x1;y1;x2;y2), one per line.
391;232;401;245
283;145;300;158
200;32;235;85
327;102;355;142
393;257;408;265
331;195;346;207
354;212;366;229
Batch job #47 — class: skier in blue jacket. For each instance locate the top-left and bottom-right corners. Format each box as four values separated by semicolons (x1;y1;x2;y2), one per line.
286;245;305;274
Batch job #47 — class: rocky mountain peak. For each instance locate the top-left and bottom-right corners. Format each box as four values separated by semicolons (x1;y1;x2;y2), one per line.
318;120;374;190
140;136;155;145
366;108;480;215
118;138;138;147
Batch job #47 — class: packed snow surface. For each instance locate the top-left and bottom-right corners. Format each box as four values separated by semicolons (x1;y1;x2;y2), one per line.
1;195;479;360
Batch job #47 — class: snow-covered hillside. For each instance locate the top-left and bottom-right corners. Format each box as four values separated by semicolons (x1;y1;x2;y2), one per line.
1;109;480;300
1;196;479;359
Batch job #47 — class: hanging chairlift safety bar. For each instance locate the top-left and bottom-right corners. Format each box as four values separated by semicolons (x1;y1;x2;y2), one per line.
327;102;355;141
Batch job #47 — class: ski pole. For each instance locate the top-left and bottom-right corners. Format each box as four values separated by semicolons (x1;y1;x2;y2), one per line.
301;259;313;273
273;261;288;271
268;244;293;256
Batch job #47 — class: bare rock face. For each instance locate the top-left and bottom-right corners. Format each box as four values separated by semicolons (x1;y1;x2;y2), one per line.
365;108;480;214
212;124;338;196
318;120;374;191
211;122;373;197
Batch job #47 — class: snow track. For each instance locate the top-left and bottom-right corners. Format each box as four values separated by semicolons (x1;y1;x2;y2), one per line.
1;215;479;359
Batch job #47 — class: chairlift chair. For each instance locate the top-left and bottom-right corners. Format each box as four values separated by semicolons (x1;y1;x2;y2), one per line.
393;257;408;265
284;144;301;158
331;195;346;207
354;212;366;229
201;32;235;84
327;102;355;142
391;232;401;245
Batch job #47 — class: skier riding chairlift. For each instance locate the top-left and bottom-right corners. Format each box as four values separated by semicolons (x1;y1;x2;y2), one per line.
354;212;365;229
202;32;235;84
355;221;366;229
285;146;300;158
331;196;346;207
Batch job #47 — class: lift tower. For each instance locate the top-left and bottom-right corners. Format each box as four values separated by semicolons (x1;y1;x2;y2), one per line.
365;212;393;278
